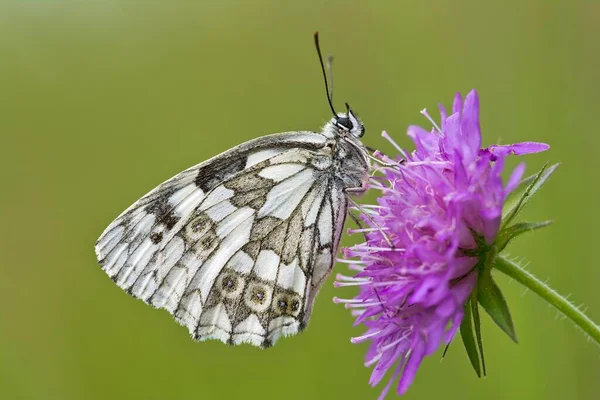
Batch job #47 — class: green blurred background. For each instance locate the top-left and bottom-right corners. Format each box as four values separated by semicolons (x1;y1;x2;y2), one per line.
1;1;598;399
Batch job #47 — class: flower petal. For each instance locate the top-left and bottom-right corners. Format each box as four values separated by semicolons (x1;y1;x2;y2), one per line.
397;341;425;395
505;163;526;196
442;113;462;156
445;310;464;344
438;103;448;130
460;90;482;161
487;142;550;157
452;92;463;114
407;125;438;156
377;361;403;400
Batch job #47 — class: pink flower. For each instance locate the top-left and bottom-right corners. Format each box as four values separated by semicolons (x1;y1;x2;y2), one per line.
335;90;549;398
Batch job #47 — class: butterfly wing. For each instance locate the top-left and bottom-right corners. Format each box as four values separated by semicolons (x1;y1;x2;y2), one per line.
95;131;348;347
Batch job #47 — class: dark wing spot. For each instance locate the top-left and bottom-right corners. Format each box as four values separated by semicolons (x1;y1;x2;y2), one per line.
272;292;301;316
225;173;273;193
221;274;238;292
150;232;163;244
255;290;264;301
250;217;284;241
261;220;288;252
195;156;246;192
250;285;268;304
145;193;180;229
278;299;288;310
229;188;269;210
291;300;300;312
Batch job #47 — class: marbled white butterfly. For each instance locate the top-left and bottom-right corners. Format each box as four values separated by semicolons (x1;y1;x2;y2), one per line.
95;32;371;348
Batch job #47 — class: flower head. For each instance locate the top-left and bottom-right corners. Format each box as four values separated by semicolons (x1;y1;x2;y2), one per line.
336;90;549;398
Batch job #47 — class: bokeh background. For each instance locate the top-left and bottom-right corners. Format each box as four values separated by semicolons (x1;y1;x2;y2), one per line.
1;1;598;399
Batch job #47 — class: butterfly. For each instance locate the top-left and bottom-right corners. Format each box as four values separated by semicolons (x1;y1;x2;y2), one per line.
95;32;371;348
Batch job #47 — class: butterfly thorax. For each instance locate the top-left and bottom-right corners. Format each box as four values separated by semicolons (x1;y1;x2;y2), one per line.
321;112;370;194
328;134;370;193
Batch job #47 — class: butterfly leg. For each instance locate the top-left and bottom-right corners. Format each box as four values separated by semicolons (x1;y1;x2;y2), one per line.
345;194;394;248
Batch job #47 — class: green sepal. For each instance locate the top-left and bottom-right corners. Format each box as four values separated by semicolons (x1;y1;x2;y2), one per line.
496;220;553;252
502;162;559;228
477;271;518;343
460;299;482;378
441;342;451;360
470;291;487;377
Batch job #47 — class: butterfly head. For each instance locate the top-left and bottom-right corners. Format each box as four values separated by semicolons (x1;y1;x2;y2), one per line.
322;104;365;140
332;103;365;138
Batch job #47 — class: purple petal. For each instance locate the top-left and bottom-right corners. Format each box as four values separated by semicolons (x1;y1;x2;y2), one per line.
452;92;463;114
407;125;438;156
505;163;526;196
451;150;469;190
438;103;448;130
487;142;550;156
460;89;482;159
435;296;456;319
369;365;387;387
483;216;502;245
409;274;449;307
397;341;425;395
444;310;464;344
451;270;478;305
377;360;403;400
424;322;445;355
449;256;479;278
442;113;462;155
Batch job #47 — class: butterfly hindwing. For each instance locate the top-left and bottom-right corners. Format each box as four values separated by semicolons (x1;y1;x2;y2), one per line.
95;131;348;347
189;164;348;347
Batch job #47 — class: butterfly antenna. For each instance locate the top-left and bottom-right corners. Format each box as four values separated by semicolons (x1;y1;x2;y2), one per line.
314;32;337;118
326;55;335;104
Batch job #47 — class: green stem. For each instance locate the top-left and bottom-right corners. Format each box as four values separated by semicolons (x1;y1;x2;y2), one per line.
494;256;600;345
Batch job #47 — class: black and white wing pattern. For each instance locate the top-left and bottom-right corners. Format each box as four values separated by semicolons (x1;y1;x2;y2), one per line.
95;132;349;348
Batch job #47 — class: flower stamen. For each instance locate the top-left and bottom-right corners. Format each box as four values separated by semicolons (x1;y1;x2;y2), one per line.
351;330;383;344
382;131;409;158
420;108;443;134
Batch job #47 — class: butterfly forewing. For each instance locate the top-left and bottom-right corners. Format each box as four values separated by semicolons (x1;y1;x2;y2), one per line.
95;131;349;347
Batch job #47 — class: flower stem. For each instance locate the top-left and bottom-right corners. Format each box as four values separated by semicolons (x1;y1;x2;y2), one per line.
494;256;600;345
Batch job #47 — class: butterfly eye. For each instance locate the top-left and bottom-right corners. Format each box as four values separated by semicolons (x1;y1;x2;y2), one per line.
336;117;353;131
